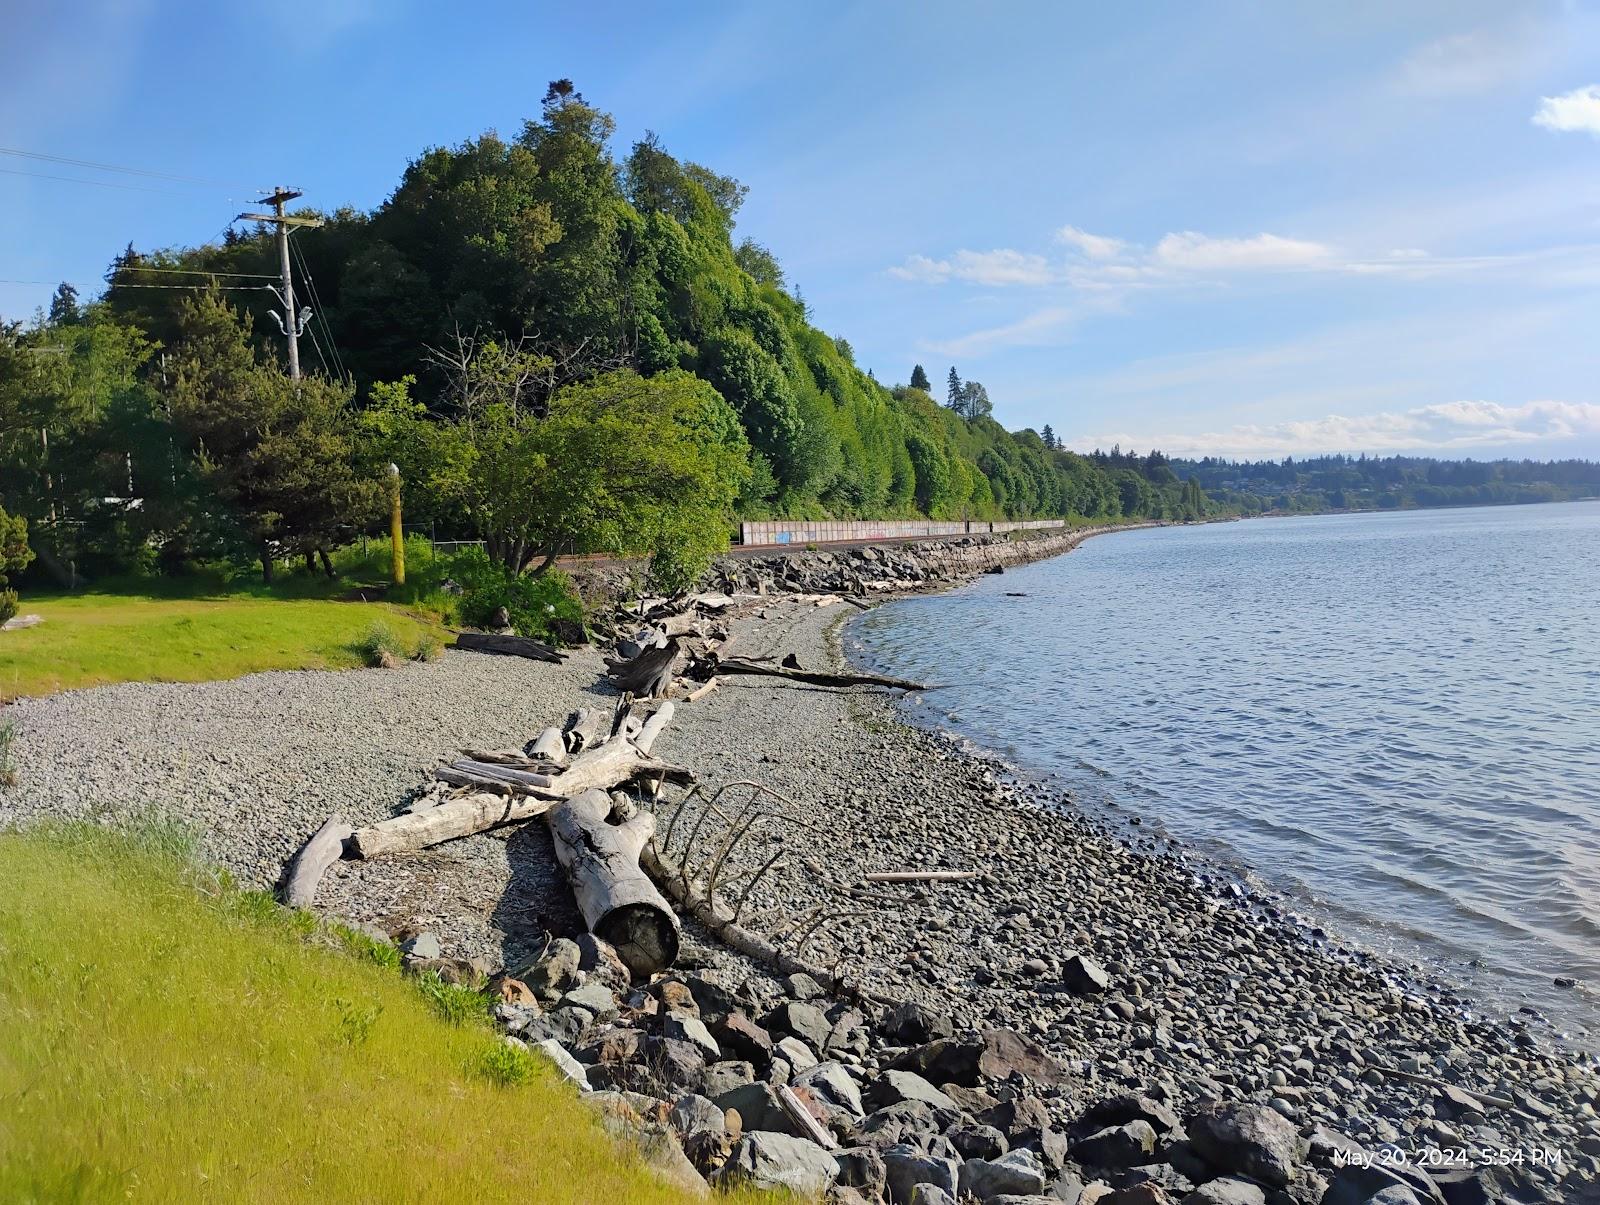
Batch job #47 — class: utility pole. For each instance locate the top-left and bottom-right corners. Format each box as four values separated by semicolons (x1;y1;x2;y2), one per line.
237;188;323;379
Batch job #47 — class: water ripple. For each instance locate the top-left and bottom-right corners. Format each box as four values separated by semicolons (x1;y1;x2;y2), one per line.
856;502;1600;1044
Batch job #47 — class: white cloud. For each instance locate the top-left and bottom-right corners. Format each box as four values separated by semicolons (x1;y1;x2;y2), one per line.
1153;231;1335;271
928;307;1078;357
1056;225;1126;260
1533;85;1600;136
887;248;1055;287
1073;400;1600;459
1395;27;1538;97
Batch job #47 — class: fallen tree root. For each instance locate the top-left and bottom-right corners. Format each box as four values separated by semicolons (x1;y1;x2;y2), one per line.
642;842;902;1012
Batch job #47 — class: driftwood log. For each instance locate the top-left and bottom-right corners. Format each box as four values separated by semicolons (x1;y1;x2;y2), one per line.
550;789;680;978
451;632;566;664
350;793;555;859
281;813;354;908
605;638;682;699
709;656;926;692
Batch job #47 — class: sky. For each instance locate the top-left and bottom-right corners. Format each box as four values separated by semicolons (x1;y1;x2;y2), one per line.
3;0;1599;461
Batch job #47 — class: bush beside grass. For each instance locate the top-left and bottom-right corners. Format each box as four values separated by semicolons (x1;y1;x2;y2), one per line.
0;822;773;1203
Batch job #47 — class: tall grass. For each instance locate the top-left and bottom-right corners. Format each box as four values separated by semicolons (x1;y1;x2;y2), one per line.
0;822;777;1202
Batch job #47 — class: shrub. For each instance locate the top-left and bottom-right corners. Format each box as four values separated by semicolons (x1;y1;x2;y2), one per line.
0;588;17;627
447;547;585;645
411;633;443;662
471;1039;538;1087
0;720;15;788
414;970;489;1027
354;622;408;668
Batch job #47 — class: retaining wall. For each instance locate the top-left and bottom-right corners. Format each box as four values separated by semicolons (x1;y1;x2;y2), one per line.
737;517;1065;547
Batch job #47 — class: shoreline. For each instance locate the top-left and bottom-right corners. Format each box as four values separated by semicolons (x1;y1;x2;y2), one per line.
1;527;1596;1200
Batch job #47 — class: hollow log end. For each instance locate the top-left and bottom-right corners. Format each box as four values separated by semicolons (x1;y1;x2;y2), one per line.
594;903;680;982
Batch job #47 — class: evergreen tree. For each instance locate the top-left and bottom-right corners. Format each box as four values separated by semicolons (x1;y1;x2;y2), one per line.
909;364;931;391
946;366;962;413
1041;423;1056;450
47;283;81;326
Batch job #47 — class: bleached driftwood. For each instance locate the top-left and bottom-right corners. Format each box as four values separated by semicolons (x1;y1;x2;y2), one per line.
446;758;553;789
451;632;566;664
350;792;555;859
282;813;354;908
862;870;979;884
564;707;610;753
528;726;567;765
778;1084;837;1150
549;787;680;979
684;678;719;703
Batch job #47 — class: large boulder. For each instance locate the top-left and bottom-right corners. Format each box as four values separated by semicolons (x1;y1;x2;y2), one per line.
518;937;581;1002
960;1147;1049;1199
715;1011;775;1064
1076;1121;1158;1169
1186;1102;1301;1188
882;1000;956;1046
882;1143;961;1203
978;1029;1068;1086
1079;1094;1180;1136
713;1130;839;1196
1180;1175;1266;1205
1060;953;1110;995
764;1001;833;1052
794;1061;866;1119
866;1069;959;1113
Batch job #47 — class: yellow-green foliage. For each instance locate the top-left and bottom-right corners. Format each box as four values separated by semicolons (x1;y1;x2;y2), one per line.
0;824;775;1203
0;590;445;699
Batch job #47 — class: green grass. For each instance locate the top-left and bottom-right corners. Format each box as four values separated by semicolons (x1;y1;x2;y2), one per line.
0;823;777;1203
0;587;447;699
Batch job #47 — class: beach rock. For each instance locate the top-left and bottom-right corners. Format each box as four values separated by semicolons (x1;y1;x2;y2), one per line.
529;1038;590;1090
765;1000;833;1051
1186;1102;1300;1187
979;1028;1068;1086
664;1012;722;1060
573;933;630;992
834;1145;888;1196
1076;1121;1158;1168
775;1035;818;1073
961;1147;1049;1198
557;980;617;1018
716;1012;774;1064
1080;1094;1180;1136
860;1101;947;1149
909;1186;958;1205
713;1082;793;1135
399;930;441;960
867;1069;959;1112
714;1130;838;1196
702;1060;755;1099
883;1143;960;1203
794;1061;866;1119
1179;1176;1265;1205
890;1036;983;1086
642;1035;706;1094
883;1000;956;1045
784;971;825;1000
668;1093;728;1141
520;937;581;1002
951;1123;1010;1161
1062;953;1110;995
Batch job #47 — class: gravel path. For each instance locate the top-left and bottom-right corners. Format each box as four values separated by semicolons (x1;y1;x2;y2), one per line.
2;588;1596;1196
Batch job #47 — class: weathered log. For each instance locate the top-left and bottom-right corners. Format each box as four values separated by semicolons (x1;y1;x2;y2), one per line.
564;707;610;753
448;758;553;789
554;734;692;797
710;657;926;692
281;813;353;908
684;678;719;704
450;631;566;663
350;792;555;859
604;638;681;699
862;870;979;884
549;788;680;979
528;726;567;765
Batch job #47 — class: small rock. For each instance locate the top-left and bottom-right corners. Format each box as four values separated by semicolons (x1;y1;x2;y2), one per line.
1062;953;1111;995
1076;1121;1158;1169
399;930;441;960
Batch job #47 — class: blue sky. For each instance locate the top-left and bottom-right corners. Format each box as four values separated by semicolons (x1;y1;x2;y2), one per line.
3;1;1599;459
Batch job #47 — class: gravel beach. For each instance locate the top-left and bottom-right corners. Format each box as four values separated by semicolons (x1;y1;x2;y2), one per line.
3;542;1597;1202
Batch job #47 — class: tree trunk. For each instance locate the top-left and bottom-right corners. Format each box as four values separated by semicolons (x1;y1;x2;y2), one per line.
450;632;566;663
350;792;555;859
549;787;679;979
260;544;274;584
318;547;335;578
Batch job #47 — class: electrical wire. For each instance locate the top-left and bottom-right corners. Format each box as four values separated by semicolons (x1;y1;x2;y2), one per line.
289;233;348;384
115;265;278;279
0;165;187;195
0;146;277;192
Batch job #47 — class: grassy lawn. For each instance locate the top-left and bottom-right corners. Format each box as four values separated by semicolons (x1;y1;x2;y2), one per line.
0;824;772;1203
0;586;444;700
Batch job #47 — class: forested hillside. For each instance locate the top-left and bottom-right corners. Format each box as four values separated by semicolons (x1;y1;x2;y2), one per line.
2;81;1595;595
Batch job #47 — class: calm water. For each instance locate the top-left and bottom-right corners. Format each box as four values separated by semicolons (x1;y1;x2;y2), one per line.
853;502;1600;1043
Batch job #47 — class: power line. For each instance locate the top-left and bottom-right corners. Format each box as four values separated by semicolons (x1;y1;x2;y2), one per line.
0;278;266;291
290;233;347;383
0;165;188;195
0;146;274;192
